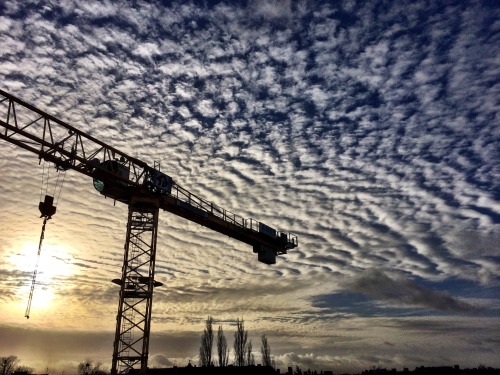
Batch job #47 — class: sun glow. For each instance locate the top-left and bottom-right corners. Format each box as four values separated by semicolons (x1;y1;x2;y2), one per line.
8;241;77;314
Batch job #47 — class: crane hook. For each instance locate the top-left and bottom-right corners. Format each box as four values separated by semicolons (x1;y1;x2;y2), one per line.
25;195;57;319
38;195;57;219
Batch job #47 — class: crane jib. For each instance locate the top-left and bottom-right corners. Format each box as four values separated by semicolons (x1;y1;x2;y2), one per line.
0;88;298;258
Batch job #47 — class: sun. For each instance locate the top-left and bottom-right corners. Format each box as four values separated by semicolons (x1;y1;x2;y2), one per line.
7;241;76;315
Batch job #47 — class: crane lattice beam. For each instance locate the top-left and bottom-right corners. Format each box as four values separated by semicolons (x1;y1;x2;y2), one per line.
112;199;159;375
0;89;149;187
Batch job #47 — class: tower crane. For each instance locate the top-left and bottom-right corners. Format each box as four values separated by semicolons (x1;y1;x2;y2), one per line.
0;89;298;375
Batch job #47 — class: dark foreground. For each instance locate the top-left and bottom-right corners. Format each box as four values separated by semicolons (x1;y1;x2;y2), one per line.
142;364;500;375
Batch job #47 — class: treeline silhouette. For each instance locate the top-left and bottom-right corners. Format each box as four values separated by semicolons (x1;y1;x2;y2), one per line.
152;317;500;375
198;317;272;368
3;344;500;375
144;364;500;375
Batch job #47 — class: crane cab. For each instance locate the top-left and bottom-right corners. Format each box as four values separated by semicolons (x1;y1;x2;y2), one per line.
92;159;132;202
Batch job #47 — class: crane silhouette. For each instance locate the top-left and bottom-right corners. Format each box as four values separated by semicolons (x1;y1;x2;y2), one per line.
0;89;298;375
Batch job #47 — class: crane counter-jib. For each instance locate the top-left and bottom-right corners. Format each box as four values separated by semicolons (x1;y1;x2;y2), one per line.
159;193;297;253
95;170;298;262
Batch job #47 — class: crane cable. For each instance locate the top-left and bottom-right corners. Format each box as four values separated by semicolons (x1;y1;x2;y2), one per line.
25;159;65;319
39;160;66;206
25;217;48;319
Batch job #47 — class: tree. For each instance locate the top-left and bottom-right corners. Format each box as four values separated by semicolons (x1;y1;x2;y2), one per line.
199;316;214;367
77;360;106;375
13;366;33;375
0;356;20;375
233;318;248;366
217;325;229;367
246;340;254;366
294;365;303;375
261;334;272;367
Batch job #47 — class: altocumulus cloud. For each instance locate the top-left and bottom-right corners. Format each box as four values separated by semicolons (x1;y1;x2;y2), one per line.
0;0;499;372
345;268;483;314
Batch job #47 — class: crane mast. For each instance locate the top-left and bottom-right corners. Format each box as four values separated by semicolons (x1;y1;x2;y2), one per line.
0;89;298;374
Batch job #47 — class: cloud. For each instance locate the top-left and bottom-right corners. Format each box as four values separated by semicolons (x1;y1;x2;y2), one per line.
149;354;174;368
247;0;293;22
344;269;483;313
0;0;499;371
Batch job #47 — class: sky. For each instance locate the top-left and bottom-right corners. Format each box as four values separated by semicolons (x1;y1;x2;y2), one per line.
0;0;499;373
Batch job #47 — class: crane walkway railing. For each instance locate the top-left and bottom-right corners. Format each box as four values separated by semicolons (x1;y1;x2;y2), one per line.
167;181;297;247
171;182;254;229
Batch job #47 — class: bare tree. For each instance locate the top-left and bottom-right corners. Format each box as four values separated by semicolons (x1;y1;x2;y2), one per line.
246;340;254;366
233;318;248;366
0;356;20;375
217;325;229;367
77;360;106;375
13;366;33;375
261;334;272;367
199;316;214;367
